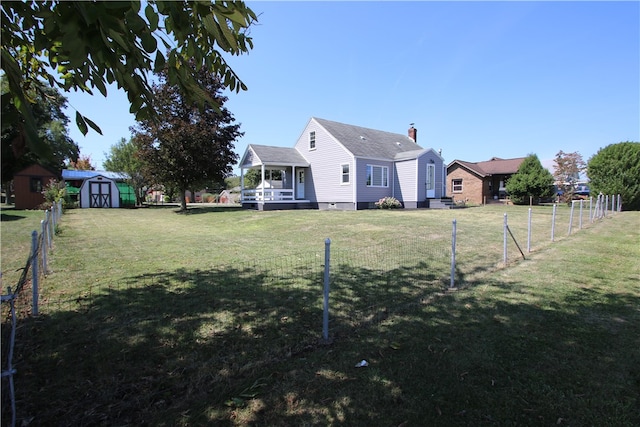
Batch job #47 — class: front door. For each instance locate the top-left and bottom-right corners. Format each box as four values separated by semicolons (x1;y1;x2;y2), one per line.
426;163;436;198
296;170;305;199
90;181;111;208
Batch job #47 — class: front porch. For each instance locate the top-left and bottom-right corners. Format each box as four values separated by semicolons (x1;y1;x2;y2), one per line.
241;187;314;210
239;144;312;210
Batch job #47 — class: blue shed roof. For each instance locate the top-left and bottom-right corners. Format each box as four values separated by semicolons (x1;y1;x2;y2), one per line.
62;169;130;181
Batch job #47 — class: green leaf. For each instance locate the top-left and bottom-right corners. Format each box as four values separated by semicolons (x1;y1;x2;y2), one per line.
145;4;159;30
153;50;166;72
83;115;103;135
76;111;88;135
140;30;157;53
107;28;131;52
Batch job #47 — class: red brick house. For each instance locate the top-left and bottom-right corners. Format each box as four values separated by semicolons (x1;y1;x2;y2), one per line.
13;164;59;209
447;157;525;205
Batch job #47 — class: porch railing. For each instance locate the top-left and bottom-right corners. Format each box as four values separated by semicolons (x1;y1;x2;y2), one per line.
242;189;295;202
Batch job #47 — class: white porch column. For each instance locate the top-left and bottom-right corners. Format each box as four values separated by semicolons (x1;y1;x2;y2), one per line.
292;166;296;200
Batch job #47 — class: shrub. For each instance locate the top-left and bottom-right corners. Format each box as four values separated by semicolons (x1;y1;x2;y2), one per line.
40;179;68;209
375;197;403;209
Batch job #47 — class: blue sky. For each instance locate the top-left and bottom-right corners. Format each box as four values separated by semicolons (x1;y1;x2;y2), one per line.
64;1;639;174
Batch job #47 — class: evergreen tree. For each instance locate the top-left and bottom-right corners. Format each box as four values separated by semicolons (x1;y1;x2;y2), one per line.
505;154;555;204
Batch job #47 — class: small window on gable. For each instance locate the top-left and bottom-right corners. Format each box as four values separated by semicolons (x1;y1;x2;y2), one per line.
452;179;463;193
341;164;350;184
30;177;43;193
309;131;316;150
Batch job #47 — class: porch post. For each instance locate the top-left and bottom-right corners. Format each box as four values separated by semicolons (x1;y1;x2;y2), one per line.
292;166;296;200
240;167;244;201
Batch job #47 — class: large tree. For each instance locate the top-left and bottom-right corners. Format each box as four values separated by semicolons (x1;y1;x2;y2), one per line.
133;64;242;211
553;150;586;202
505;154;555;205
587;142;640;211
104;137;148;205
1;1;256;158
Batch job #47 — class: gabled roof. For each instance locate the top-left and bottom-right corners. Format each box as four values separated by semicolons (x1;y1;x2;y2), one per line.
447;157;525;177
242;144;310;167
313;117;423;160
62;169;130;180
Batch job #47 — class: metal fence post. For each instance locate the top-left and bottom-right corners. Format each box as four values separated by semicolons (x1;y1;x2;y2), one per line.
322;238;331;342
551;204;557;242
589;197;593;223
568;200;575;235
31;230;39;316
503;213;508;265
618;194;622;212
527;208;532;253
604;195;608;217
450;219;457;288
41;220;48;275
1;287;17;427
579;199;583;229
45;210;52;249
611;194;615;213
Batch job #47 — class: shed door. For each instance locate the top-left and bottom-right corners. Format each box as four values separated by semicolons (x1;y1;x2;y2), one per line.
426;164;436;198
90;181;112;208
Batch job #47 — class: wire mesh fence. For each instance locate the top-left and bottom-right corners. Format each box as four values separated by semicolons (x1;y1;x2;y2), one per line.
1;201;62;427
1;196;623;425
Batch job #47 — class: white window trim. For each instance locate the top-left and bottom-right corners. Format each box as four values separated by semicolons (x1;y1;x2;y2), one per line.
340;163;350;185
309;131;316;151
452;178;463;193
366;164;389;188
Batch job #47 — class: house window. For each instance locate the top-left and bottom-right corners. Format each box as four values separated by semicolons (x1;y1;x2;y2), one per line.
366;165;388;187
309;131;316;150
452;179;463;193
341;164;350;184
30;177;43;193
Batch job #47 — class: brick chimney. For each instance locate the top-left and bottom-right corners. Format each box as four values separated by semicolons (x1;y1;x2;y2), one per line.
408;124;417;142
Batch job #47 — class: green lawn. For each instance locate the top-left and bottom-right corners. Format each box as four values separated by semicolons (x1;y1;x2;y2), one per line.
2;204;639;425
1;208;51;287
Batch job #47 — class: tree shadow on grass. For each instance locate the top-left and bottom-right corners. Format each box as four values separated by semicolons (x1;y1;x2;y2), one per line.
8;261;640;426
0;212;27;222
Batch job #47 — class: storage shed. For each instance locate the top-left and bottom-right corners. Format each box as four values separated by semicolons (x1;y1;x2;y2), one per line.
79;175;121;208
13;164;59;209
62;169;133;208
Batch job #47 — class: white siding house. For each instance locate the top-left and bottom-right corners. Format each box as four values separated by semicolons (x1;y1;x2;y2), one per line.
239;117;446;210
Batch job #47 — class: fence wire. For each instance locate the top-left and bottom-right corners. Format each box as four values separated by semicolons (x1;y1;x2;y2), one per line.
2;199;621;425
2;202;61;427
